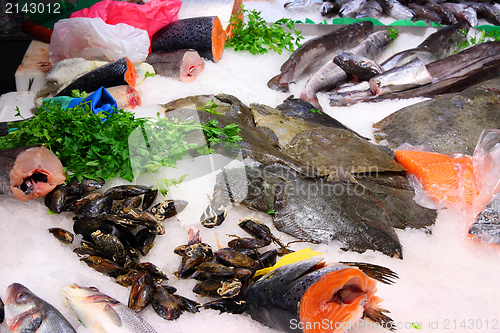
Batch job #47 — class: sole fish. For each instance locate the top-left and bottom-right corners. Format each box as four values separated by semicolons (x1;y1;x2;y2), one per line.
267;21;374;92
0;145;66;201
244;256;397;333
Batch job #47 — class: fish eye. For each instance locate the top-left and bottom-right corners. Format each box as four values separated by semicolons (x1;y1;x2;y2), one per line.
16;292;27;303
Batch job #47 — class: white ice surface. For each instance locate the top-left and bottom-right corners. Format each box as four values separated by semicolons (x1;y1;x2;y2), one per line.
1;1;500;333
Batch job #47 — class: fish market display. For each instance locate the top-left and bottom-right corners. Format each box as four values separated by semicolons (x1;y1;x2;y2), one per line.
56;57;137;97
267;21;374;92
151;16;227;62
4;283;76;332
373;77;500;155
0;145;66;201
146;49;205;82
61;284;157;333
244;256;397;333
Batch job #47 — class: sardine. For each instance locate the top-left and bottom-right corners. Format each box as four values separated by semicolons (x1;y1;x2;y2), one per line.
0;145;66;201
369;58;433;96
334;51;383;80
300;30;391;108
146;49;205;82
5;283;76;332
244;257;398;332
61;284;158;333
267;21;374;92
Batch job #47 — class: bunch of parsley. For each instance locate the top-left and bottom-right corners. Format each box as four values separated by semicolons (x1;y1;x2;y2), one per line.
226;6;304;55
0;100;241;183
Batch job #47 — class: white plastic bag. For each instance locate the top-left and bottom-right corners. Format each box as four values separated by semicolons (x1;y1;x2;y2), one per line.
49;17;150;64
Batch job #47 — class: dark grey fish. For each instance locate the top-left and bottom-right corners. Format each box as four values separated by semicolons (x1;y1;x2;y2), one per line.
339;0;367;18
320;0;341;17
466;3;500;28
5;283;76;333
409;3;443;23
380;21;469;71
373;77;500;155
375;0;413;20
441;3;478;27
334;51;383;80
267;21;374;92
356;0;383;19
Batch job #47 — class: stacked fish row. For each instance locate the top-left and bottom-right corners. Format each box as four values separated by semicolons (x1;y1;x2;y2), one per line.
285;0;500;26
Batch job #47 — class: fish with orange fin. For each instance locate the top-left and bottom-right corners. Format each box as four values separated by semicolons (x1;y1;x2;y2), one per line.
243;256;397;333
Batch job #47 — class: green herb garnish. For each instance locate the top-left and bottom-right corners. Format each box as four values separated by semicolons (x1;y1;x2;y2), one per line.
198;99;221;115
310;108;322;114
0;101;242;183
71;89;88;98
458;28;500;51
387;27;399;53
267;209;275;215
226;5;304;55
137;71;156;85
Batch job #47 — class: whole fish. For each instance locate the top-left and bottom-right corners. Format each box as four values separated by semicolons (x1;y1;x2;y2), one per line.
244;257;398;333
334;51;383;80
441;3;478;27
267;21;374;92
320;0;341;17
300;30;391;108
374;0;413;20
61;284;158;333
369;58;433;96
409;3;443;23
0;145;66;201
284;0;323;12
380;21;469;71
425;2;457;25
146;49;205;82
467;3;500;26
5;283;76;332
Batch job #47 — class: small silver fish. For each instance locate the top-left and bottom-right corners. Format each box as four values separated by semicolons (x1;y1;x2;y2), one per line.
5;283;76;333
61;284;158;333
284;0;323;12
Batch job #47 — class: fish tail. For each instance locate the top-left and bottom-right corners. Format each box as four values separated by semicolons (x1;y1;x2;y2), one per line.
339;262;399;285
267;74;289;92
363;304;396;331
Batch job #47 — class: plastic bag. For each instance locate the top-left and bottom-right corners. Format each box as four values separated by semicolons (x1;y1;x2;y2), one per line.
70;0;182;39
49;17;150;64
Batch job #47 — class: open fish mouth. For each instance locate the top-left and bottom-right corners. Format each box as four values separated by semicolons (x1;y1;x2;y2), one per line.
15;169;50;195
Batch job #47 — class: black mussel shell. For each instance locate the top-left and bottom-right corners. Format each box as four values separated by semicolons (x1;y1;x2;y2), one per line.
151;285;182;321
128;270;154;312
256;249;278;269
104;185;151;200
73;217;115;242
171;294;200;313
142;188;159;210
80;255;128;277
67;178;105;195
75;196;113;217
193;280;223;298
228;237;271;249
48;227;74;244
238;217;272;241
192;262;236;280
150;199;188;221
135;228;156;256
113;196;142;213
91;230;128;265
215;248;255;269
137;262;169;282
45;184;68;213
64;192;104;212
202;298;247;314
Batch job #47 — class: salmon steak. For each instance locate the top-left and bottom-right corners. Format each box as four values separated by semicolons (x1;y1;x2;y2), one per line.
0;146;66;201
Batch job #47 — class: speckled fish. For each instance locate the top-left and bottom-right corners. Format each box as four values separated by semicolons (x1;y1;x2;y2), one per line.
244;257;397;333
146;49;205;82
373;77;500;156
334;51;383;81
0;145;66;201
5;283;76;333
61;284;158;333
267;21;374;92
300;30;391;108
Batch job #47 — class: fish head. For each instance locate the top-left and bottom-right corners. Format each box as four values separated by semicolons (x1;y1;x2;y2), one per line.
5;283;47;332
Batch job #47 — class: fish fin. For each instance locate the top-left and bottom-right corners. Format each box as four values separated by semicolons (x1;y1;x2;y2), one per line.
339;262;399;285
267;75;289;92
103;304;122;327
363;305;396;331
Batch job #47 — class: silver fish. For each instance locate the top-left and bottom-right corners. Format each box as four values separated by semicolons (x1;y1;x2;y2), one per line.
61;284;158;333
300;30;391;108
339;0;367;18
5;283;76;333
369;58;433;96
386;0;414;20
267;21;374;92
356;0;383;19
284;0;323;12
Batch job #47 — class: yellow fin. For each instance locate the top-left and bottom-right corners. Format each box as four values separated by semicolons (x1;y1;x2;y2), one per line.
254;247;323;278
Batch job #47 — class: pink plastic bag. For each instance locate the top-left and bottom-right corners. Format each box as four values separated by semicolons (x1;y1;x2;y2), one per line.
70;0;182;39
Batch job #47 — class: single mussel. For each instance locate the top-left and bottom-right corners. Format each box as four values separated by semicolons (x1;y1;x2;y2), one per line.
238;217;272;241
116;269;139;287
177;243;214;278
118;208;164;235
200;204;227;228
142;188;158;210
112;196;142;213
193;280;223;298
44;184;68;213
256;249;278;269
91;230;128;265
135;228;156;256
192;262;236;281
73;217;115;242
80;255;128;277
151;285;182;321
215;248;256;269
128;270;154;312
136;262;169;283
202;298;247;314
48;227;74;244
64;192;105;212
150;199;188;220
67;177;105;195
73;246;105;258
75;196;113;217
227;236;271;249
171;294;200;314
104;185;151;200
